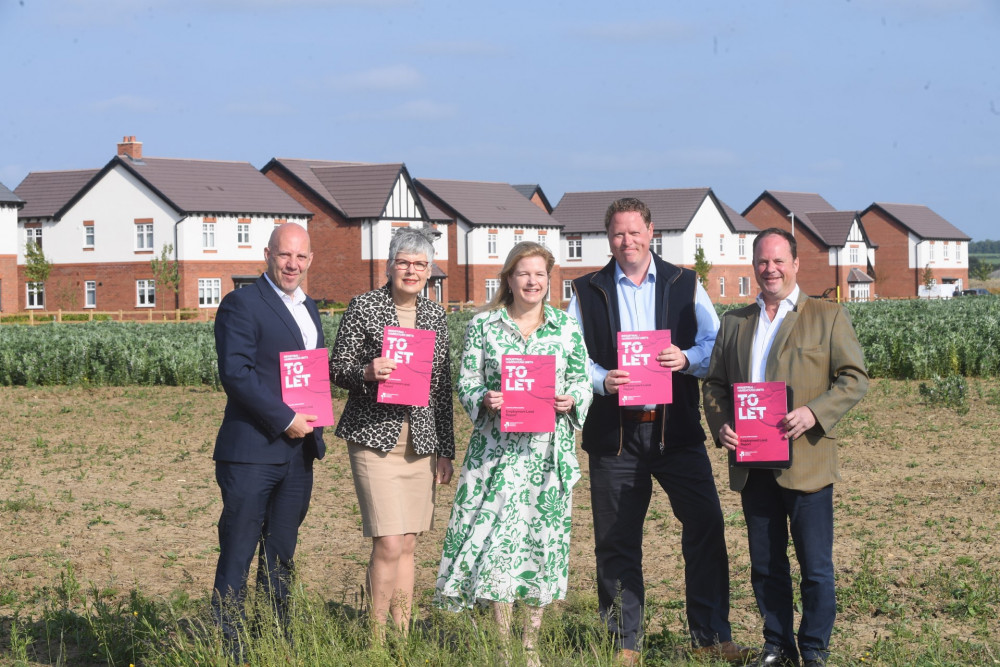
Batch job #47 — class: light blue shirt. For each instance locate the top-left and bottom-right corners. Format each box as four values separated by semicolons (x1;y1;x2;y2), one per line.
566;257;720;397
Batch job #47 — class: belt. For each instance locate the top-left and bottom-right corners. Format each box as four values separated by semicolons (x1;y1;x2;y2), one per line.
622;409;659;423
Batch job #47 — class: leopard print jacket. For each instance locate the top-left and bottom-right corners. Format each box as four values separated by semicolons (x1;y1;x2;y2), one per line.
330;283;455;458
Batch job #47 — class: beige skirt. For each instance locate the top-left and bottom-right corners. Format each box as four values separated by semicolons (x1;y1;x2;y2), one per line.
348;439;436;538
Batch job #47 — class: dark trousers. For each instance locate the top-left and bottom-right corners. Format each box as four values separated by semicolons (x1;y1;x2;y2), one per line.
741;469;835;664
588;420;732;651
212;444;314;644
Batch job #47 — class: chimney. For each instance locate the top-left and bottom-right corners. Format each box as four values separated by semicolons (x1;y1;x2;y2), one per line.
117;135;143;160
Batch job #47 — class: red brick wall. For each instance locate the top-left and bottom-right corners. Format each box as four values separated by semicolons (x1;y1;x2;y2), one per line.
860;208;916;298
700;264;757;305
0;255;16;314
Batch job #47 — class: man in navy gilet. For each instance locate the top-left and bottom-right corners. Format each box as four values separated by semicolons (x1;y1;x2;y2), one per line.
568;197;750;665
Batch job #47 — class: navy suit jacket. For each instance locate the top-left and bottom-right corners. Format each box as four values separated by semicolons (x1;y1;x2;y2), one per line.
213;274;326;464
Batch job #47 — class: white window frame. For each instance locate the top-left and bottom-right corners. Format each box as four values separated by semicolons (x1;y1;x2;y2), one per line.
738;236;745;256
567;238;582;260
26;227;43;250
719;235;725;253
739;276;751;297
719;276;725;297
237;222;251;245
849;246;859;264
26;282;44;309
487;233;497;256
695;236;703;251
135;223;154;250
136;279;156;308
202;223;216;249
198;278;222;307
84;224;95;248
434;281;443;303
943;243;949;260
84;281;97;308
928;242;934;261
650;235;662;256
563;280;573;301
485;278;499;302
513;233;523;245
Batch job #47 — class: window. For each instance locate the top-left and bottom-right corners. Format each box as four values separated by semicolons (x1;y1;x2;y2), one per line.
237;222;251;245
739;276;751;296
537;232;547;248
567;238;582;260
849;246;859;264
26;282;44;309
434;281;443;303
719;276;726;297
137;280;155;307
650;234;662;256
719;235;725;253
487;233;497;256
202;223;216;249
738;236;745;256
135;222;154;250
928;242;934;261
957;244;962;262
695;236;703;251
26;227;42;250
943;243;949;260
849;283;870;302
84;222;95;248
84;281;97;308
485;279;499;301
563;280;573;301
513;232;523;244
198;278;221;307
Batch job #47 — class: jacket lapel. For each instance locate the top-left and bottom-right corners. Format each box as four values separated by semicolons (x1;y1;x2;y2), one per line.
256;275;306;350
735;308;758;382
765;292;808;381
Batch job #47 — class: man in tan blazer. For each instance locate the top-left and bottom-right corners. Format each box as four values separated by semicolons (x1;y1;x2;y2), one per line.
703;228;868;667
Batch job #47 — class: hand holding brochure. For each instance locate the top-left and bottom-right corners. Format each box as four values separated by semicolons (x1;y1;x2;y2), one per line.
377;326;436;407
617;330;673;406
732;381;791;469
500;354;556;433
280;348;335;427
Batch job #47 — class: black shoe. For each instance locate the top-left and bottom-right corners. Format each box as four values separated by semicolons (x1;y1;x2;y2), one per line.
752;649;800;667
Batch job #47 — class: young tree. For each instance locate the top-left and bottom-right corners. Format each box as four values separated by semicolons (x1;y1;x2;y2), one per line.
970;258;997;282
922;264;935;292
693;245;712;289
150;243;181;309
24;241;51;283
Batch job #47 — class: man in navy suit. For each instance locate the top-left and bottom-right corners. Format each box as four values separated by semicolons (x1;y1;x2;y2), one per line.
212;222;326;648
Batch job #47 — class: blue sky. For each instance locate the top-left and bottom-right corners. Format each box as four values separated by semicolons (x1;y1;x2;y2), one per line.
2;0;997;241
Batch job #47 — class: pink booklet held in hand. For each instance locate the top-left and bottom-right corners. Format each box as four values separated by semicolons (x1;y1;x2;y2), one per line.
280;348;335;427
500;354;556;433
732;381;791;469
617;330;672;406
377;326;436;407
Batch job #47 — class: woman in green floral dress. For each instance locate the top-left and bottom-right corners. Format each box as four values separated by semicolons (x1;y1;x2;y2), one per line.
435;242;592;658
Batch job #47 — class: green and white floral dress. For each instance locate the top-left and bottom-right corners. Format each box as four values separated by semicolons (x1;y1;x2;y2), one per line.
434;305;592;609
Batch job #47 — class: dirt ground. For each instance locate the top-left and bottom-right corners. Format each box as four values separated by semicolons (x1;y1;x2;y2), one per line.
1;379;998;660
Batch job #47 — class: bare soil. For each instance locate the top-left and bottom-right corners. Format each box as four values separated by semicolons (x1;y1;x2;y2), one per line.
1;380;998;660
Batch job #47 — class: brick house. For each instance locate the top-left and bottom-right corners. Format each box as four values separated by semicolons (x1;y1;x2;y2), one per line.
512;184;554;214
261;159;449;306
551;188;758;305
859;202;970;298
0;181;24;312
742;190;876;301
13;136;310;312
415;178;563;306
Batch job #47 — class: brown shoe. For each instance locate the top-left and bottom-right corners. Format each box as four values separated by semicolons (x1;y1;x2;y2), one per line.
615;648;641;666
690;640;757;665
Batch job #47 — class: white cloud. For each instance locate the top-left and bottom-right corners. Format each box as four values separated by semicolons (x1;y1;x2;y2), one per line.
332;65;425;93
89;95;160;113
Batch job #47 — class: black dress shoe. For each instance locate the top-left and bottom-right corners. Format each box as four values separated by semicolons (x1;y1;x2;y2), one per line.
752;649;800;667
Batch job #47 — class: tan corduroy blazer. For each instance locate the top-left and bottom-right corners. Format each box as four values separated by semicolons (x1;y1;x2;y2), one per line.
703;291;869;493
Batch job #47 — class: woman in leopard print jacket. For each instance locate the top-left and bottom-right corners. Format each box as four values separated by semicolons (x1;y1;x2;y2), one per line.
330;227;454;638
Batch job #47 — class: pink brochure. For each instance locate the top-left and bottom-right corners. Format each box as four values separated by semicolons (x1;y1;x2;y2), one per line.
500;354;556;433
279;348;335;427
732;381;791;468
377;326;436;407
617;330;673;406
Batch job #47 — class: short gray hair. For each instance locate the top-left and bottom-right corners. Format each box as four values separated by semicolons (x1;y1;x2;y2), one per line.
388;226;436;264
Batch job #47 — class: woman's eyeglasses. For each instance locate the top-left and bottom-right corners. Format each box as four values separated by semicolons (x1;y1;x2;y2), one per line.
393;259;429;271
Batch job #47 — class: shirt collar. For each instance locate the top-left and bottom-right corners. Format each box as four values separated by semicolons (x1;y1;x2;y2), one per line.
755;284;801;311
614;257;657;287
263;271;306;305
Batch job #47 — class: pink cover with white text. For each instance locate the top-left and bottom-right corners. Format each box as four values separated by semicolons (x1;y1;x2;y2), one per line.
617;330;673;406
377;326;436;407
500;354;556;433
732;381;791;468
280;348;335;427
